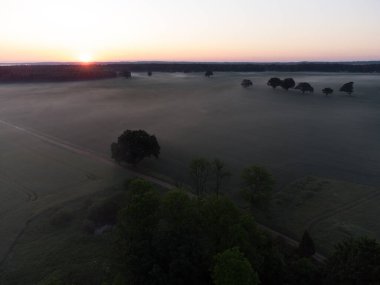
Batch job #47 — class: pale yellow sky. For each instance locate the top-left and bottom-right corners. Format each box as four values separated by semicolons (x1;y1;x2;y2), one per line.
1;0;379;62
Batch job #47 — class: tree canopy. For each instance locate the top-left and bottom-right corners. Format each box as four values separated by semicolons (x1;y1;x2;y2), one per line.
322;87;333;96
241;166;275;206
205;71;214;77
111;129;160;165
267;77;282;89
325;237;380;284
340;82;354;95
241;79;253;88
281;78;296;90
295;82;314;94
212;247;259;285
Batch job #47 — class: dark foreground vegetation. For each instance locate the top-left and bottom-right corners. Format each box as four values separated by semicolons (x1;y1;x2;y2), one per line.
33;178;380;285
0;62;379;82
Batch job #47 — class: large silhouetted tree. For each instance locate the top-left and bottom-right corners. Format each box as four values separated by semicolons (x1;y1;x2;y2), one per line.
111;130;160;166
281;78;296;90
295;82;314;94
339;82;354;95
267;77;282;89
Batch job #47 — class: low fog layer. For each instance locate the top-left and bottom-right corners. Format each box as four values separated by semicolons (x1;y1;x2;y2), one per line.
1;72;379;187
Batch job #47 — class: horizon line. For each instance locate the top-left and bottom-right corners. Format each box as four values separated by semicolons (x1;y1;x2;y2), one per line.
2;60;380;66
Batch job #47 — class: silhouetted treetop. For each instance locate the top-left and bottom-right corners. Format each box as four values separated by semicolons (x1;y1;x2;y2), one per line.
281;78;296;90
267;77;282;89
111;129;160;166
322;87;334;96
241;79;253;88
339;82;354;95
295;82;314;94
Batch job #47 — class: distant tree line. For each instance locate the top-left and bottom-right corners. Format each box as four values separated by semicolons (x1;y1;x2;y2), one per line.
267;77;354;96
1;62;379;82
0;65;117;82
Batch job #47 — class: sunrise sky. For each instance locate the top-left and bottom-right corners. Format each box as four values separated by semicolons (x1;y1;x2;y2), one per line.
1;0;379;63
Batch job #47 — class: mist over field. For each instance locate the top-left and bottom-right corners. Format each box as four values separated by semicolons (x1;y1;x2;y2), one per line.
0;72;379;187
1;72;380;283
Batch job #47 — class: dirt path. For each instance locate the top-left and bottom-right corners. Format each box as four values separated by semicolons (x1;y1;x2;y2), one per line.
0;118;326;264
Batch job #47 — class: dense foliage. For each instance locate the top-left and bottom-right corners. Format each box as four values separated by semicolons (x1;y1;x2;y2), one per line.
281;78;296;90
295;82;314;94
322;87;334;96
241;79;253;88
340;82;354;95
111;130;160;165
324;237;380;284
114;179;300;285
267;77;282;89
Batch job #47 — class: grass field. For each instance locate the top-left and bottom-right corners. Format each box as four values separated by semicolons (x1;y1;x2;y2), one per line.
0;72;379;280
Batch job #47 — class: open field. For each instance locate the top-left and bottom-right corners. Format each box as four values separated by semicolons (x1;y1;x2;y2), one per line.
0;72;379;273
253;176;379;254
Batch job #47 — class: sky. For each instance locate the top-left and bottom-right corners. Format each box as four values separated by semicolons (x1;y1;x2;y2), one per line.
0;0;379;63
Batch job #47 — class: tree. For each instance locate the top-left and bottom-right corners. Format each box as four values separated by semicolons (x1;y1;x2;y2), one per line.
121;71;132;78
325;237;380;284
322;87;333;96
116;179;161;285
241;79;253;88
205;71;214;77
212;159;231;197
147;71;152;76
298;231;315;257
241;166;275;206
267;77;282;89
281;78;296;90
189;158;211;197
212;247;259;285
295;82;314;94
339;82;354;95
111;129;160;166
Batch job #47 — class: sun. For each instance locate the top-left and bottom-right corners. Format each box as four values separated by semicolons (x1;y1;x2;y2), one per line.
78;53;93;63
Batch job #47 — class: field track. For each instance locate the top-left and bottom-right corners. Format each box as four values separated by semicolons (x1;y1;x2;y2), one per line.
0;118;327;264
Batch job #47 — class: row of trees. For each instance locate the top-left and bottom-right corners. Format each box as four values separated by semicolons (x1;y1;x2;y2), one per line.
267;77;355;95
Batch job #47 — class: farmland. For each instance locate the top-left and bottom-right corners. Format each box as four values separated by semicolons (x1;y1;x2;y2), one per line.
0;72;379;278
